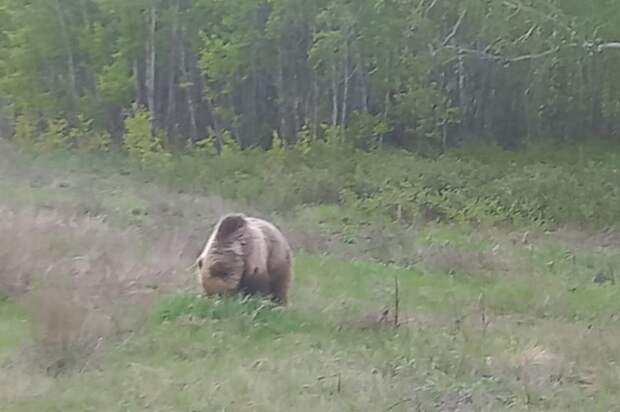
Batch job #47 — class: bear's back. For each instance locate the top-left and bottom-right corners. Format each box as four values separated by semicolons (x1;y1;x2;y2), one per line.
245;218;291;271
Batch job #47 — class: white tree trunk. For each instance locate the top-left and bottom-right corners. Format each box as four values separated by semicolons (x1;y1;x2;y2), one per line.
165;0;181;143
179;41;198;141
340;41;350;128
145;4;158;131
331;63;339;128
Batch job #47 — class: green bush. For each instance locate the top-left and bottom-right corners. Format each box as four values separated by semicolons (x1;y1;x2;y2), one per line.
123;106;172;174
8;109;619;228
161;139;618;228
12;114;111;155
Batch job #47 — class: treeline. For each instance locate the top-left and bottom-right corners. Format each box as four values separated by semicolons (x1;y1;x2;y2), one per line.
1;0;620;152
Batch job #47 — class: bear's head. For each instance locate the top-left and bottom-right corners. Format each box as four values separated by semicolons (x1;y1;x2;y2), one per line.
196;213;247;297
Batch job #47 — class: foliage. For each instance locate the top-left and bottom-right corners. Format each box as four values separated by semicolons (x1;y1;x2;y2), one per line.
12;113;109;154
1;0;620;151
0;0;618;230
152;139;620;228
123;105;171;173
12;114;38;154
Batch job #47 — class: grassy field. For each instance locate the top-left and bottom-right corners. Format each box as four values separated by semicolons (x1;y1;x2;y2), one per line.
1;141;619;411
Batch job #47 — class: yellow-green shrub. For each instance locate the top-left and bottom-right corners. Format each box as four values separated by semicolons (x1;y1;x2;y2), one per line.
123;106;171;174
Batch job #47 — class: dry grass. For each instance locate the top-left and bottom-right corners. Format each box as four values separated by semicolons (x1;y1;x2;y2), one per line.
0;189;322;378
0;206;195;374
418;243;509;275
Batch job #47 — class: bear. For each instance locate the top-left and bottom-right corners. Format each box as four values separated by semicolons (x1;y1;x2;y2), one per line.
195;213;293;305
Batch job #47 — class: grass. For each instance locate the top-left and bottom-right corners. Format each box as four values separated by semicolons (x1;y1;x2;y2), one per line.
0;139;619;410
0;301;29;360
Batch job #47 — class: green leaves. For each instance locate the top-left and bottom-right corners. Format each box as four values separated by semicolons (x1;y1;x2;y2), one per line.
0;0;619;151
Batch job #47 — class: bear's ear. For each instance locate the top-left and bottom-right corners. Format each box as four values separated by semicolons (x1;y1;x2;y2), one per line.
215;213;247;241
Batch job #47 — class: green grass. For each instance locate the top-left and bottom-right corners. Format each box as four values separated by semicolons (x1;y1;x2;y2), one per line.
8;249;620;409
0;301;29;360
1;140;620;410
4;253;620;410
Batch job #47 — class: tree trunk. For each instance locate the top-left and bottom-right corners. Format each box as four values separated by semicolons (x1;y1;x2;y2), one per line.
133;58;146;107
331;63;339;128
360;54;369;113
276;46;296;145
165;0;181;146
145;4;158;131
53;0;79;112
591;54;603;136
79;0;101;104
313;76;320;140
457;51;467;136
381;50;392;149
340;41;350;128
381;90;390;149
179;42;198;142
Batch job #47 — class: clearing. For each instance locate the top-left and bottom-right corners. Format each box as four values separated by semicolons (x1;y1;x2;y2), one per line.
0;142;619;411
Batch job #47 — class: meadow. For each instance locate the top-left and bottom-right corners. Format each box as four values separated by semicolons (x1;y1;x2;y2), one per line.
0;139;619;411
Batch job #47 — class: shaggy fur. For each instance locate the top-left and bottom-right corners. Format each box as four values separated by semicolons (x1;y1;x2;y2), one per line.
196;213;293;305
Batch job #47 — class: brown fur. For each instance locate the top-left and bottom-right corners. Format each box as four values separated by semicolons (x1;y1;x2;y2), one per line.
196;213;293;305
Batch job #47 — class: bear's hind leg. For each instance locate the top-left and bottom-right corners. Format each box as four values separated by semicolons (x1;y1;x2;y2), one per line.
269;266;291;306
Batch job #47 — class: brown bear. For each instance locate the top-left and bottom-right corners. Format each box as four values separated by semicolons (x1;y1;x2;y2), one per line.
195;213;293;305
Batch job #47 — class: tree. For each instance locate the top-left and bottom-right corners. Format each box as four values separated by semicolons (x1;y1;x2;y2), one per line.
0;0;619;151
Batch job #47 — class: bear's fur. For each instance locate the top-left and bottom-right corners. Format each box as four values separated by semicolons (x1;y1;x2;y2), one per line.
196;213;293;305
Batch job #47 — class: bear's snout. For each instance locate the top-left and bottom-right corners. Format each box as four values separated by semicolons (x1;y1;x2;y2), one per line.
200;272;240;297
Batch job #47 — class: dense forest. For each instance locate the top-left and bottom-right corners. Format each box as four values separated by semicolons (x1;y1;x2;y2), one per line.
1;0;620;153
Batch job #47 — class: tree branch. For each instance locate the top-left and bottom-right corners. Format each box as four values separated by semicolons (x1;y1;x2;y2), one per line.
442;9;467;47
443;44;560;63
424;0;439;16
502;0;575;35
596;42;620;52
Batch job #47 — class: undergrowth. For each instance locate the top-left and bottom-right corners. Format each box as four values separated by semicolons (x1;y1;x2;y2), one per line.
10;111;619;229
21;136;620;230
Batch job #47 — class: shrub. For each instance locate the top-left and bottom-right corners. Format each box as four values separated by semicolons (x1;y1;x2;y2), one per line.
7;110;619;228
12;114;38;153
174;139;618;228
123;106;172;174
